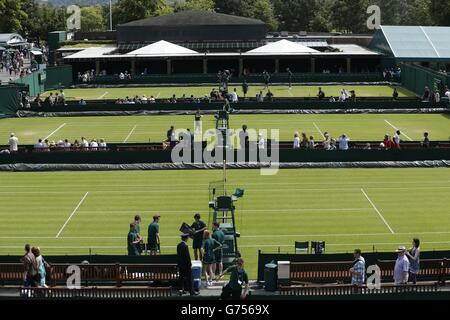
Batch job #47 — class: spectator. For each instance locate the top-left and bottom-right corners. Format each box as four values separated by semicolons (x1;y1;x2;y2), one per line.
217;258;249;300
317;87;325;100
239;125;248;151
349;90;356;102
127;223;140;256
81;137;89;149
99;138;107;150
363;143;371;150
167;126;176;148
349;248;365;286
392;88;399;101
21;244;38;287
405;238;420;284
191;213;207;261
265;90;274;102
212;222;225;276
322;132;331;150
338;134;350;151
79;99;86;106
177;233;198;296
8;133;18;152
257;133;265;149
262;70;270;89
203;230;222;286
34;94;43;107
421;132;430;148
32;247;49;288
230;88;238;103
34;139;44;150
308;136;316;149
147;215;161;255
63;139;71;149
383;134;393;149
286;68;293;88
422;86;430;102
293;132;300;149
444;86;450;100
242;81;248;98
393;130;401;149
149;96;156;103
394;246;410;285
300;133;309;149
256;91;264;103
329;139;337;150
90;139;98;150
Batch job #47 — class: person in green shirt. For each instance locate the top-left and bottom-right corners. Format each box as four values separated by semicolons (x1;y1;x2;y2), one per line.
127;223;140;256
212;222;225;276
147;215;160;255
217;258;249;300
134;215;144;254
191;213;207;260
203;230;222;286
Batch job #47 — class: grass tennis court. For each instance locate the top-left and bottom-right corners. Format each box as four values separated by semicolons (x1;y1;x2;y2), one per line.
42;85;414;100
1;168;450;277
1;114;450;144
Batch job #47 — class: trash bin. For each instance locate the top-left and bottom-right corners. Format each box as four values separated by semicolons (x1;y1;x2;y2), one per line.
264;261;278;292
191;260;202;292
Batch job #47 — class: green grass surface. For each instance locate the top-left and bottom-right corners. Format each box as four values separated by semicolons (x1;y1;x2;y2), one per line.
1;114;449;145
42;85;414;100
1;168;450;278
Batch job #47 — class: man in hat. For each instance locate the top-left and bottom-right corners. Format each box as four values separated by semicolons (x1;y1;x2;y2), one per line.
394;246;410;285
177;233;198;296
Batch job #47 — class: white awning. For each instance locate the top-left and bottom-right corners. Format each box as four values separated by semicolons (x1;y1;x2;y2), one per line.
127;40;198;56
246;39;319;55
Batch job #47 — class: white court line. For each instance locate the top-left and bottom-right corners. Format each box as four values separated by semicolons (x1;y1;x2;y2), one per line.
287;88;293;97
55;192;89;238
384;120;413;141
74;208;372;214
123;125;137;143
361;188;395;234
97;92;109;99
5;231;450;240
155;92;161;99
312;122;324;136
43;123;66;140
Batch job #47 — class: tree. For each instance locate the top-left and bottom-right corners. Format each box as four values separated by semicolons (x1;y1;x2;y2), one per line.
0;0;28;33
330;0;369;33
429;0;450;26
173;0;215;12
272;0;320;31
215;0;278;31
81;5;107;32
112;0;173;26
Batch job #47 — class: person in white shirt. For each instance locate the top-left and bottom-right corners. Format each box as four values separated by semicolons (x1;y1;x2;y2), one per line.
393;130;401;146
119;72;125;80
81;137;89;149
322;132;331;150
394;246;410;285
293;132;300;149
444;87;450;99
231;88;238;103
57;140;65;148
149;96;156;103
63;139;71;149
34;139;44;150
99;138;107;150
338;134;350;150
8;133;18;152
257;134;265;149
90;139;98;150
141;95;148;104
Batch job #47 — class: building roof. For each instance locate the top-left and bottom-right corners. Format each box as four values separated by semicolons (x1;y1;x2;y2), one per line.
64;47;119;59
326;44;380;56
370;26;450;61
246;40;319;55
0;33;25;46
127;40;198;56
118;10;266;27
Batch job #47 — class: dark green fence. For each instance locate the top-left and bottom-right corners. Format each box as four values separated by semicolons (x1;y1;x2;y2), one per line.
10;70;45;97
0;85;21;115
45;65;73;90
401;63;449;96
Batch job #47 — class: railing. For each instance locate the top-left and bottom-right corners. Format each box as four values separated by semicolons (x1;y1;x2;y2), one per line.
377;259;448;284
20;287;172;299
279;283;439;296
290;261;353;283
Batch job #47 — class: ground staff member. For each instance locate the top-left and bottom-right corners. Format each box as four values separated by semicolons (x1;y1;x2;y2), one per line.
212;222;225;275
148;215;160;255
217;258;249;300
191;213;207;260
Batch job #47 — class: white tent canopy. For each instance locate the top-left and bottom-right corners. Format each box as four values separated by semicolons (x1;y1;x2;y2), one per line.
246;39;319;55
127;40;198;56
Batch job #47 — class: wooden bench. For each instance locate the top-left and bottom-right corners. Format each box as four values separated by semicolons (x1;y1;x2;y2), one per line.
280;283;438;296
0;263;179;287
20;287;172;299
290;261;353;284
377;259;447;284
